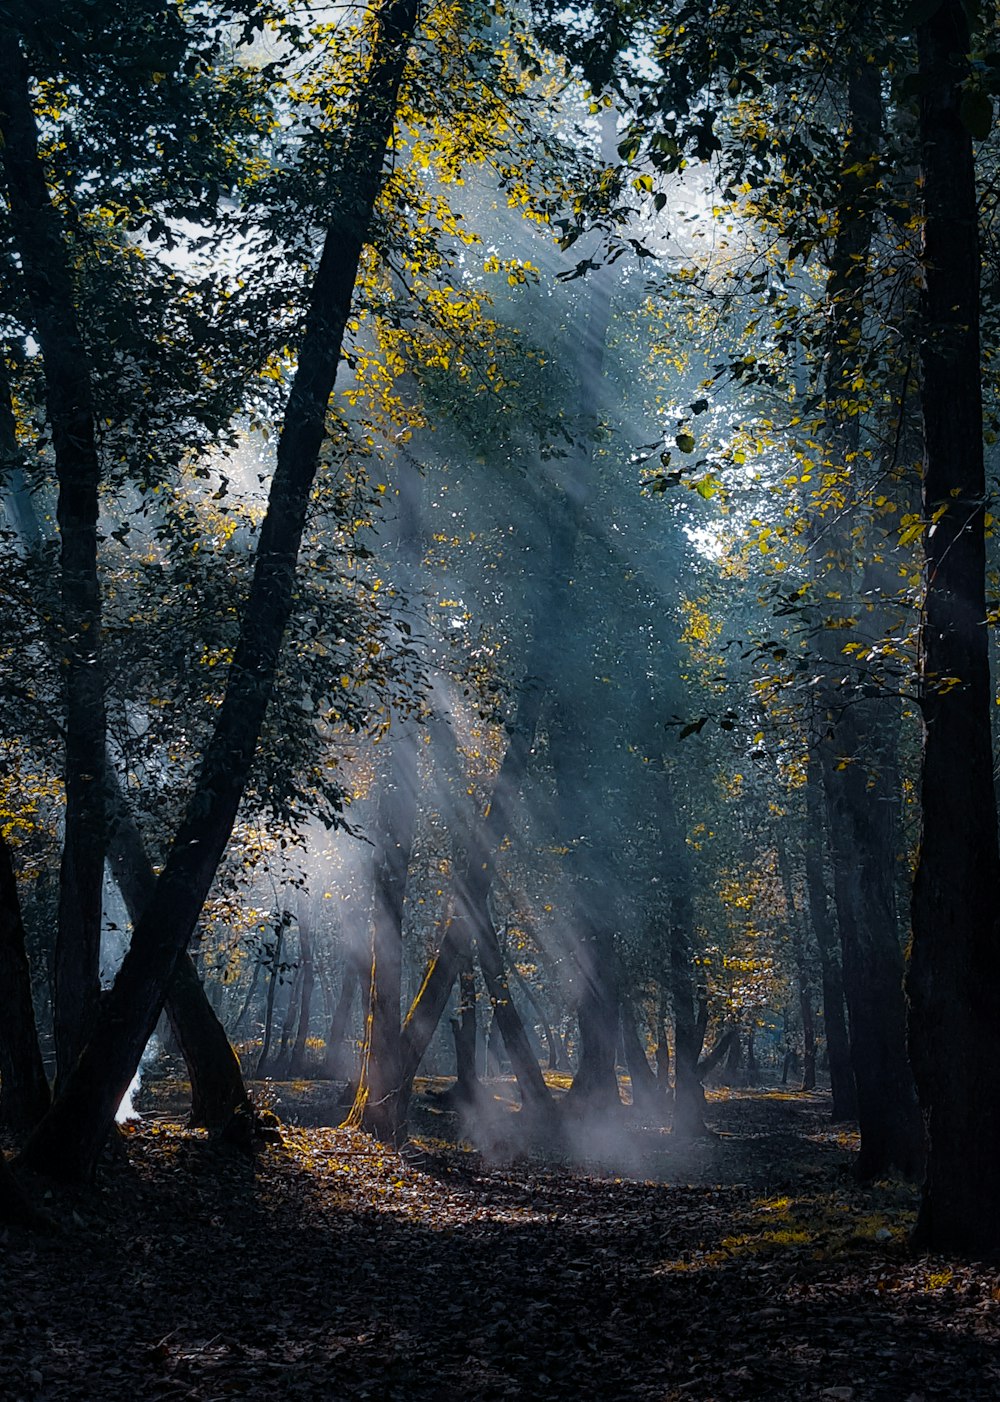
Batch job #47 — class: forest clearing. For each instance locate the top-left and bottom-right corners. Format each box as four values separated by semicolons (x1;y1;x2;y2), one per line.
4;1085;999;1402
6;0;1000;1395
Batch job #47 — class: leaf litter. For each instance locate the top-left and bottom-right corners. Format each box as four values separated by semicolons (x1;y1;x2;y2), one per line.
2;1089;999;1401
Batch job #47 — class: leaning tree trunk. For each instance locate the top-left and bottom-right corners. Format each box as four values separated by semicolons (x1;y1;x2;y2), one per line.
907;0;1000;1254
0;31;108;1083
0;832;51;1133
397;918;466;1092
19;0;421;1182
105;769;249;1127
620;997;663;1119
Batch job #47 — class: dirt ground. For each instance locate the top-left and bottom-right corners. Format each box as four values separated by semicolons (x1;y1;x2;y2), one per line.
2;1085;998;1401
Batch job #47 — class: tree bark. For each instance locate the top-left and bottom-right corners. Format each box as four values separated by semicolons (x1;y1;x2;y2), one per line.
105;769;249;1127
344;731;419;1144
20;0;421;1181
321;949;364;1079
397;918;466;1089
816;55;923;1180
0;29;107;1083
804;754;856;1119
621;997;663;1118
0;832;51;1133
288;902;316;1077
256;923;285;1079
907;0;1000;1254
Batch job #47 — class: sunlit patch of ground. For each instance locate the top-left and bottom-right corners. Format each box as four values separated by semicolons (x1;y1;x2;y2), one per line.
3;1089;999;1401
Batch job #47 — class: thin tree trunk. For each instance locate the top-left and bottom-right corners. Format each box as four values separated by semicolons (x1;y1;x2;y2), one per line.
0;33;107;1082
908;0;1000;1254
776;846;817;1092
275;960;304;1074
288;904;316;1077
233;954;264;1035
804;753;856;1119
20;0;421;1181
0;832;51;1133
344;733;419;1144
621;998;662;1118
322;949;364;1079
256;925;285;1079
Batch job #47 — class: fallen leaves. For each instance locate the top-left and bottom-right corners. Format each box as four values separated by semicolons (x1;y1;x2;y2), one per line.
2;1090;999;1400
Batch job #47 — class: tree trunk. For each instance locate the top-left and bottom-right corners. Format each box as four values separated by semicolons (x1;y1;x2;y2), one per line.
398;918;466;1089
621;998;662;1118
449;963;480;1103
275;960;304;1075
0;832;51;1133
804;754;856;1119
105;769;249;1127
20;0;421;1181
450;683;554;1120
654;992;670;1089
816;56;923;1180
344;730;419;1145
777;846;817;1093
907;0;1000;1254
0;31;107;1083
322;951;364;1079
256;925;285;1079
288;904;316;1078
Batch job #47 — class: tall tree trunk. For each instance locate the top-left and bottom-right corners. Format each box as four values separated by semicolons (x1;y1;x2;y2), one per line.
344;732;418;1144
804;754;856;1119
658;768;710;1136
907;0;1000;1254
777;846;817;1092
256;924;286;1079
550;698;621;1112
105;770;249;1127
0;833;51;1133
276;959;305;1074
816;56;922;1180
322;949;364;1079
288;902;316;1077
453;683;554;1120
20;0;421;1181
0;31;107;1082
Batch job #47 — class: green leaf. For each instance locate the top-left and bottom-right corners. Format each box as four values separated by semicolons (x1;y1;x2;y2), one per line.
695;475;718;500
961;88;993;140
676;431;696;453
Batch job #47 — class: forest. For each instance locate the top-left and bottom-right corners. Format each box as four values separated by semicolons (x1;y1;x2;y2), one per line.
2;0;1000;1397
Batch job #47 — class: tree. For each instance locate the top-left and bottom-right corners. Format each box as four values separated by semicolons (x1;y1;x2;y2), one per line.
907;0;1000;1254
19;0;422;1181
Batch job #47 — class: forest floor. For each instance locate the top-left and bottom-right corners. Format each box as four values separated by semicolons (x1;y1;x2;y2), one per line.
2;1082;999;1402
